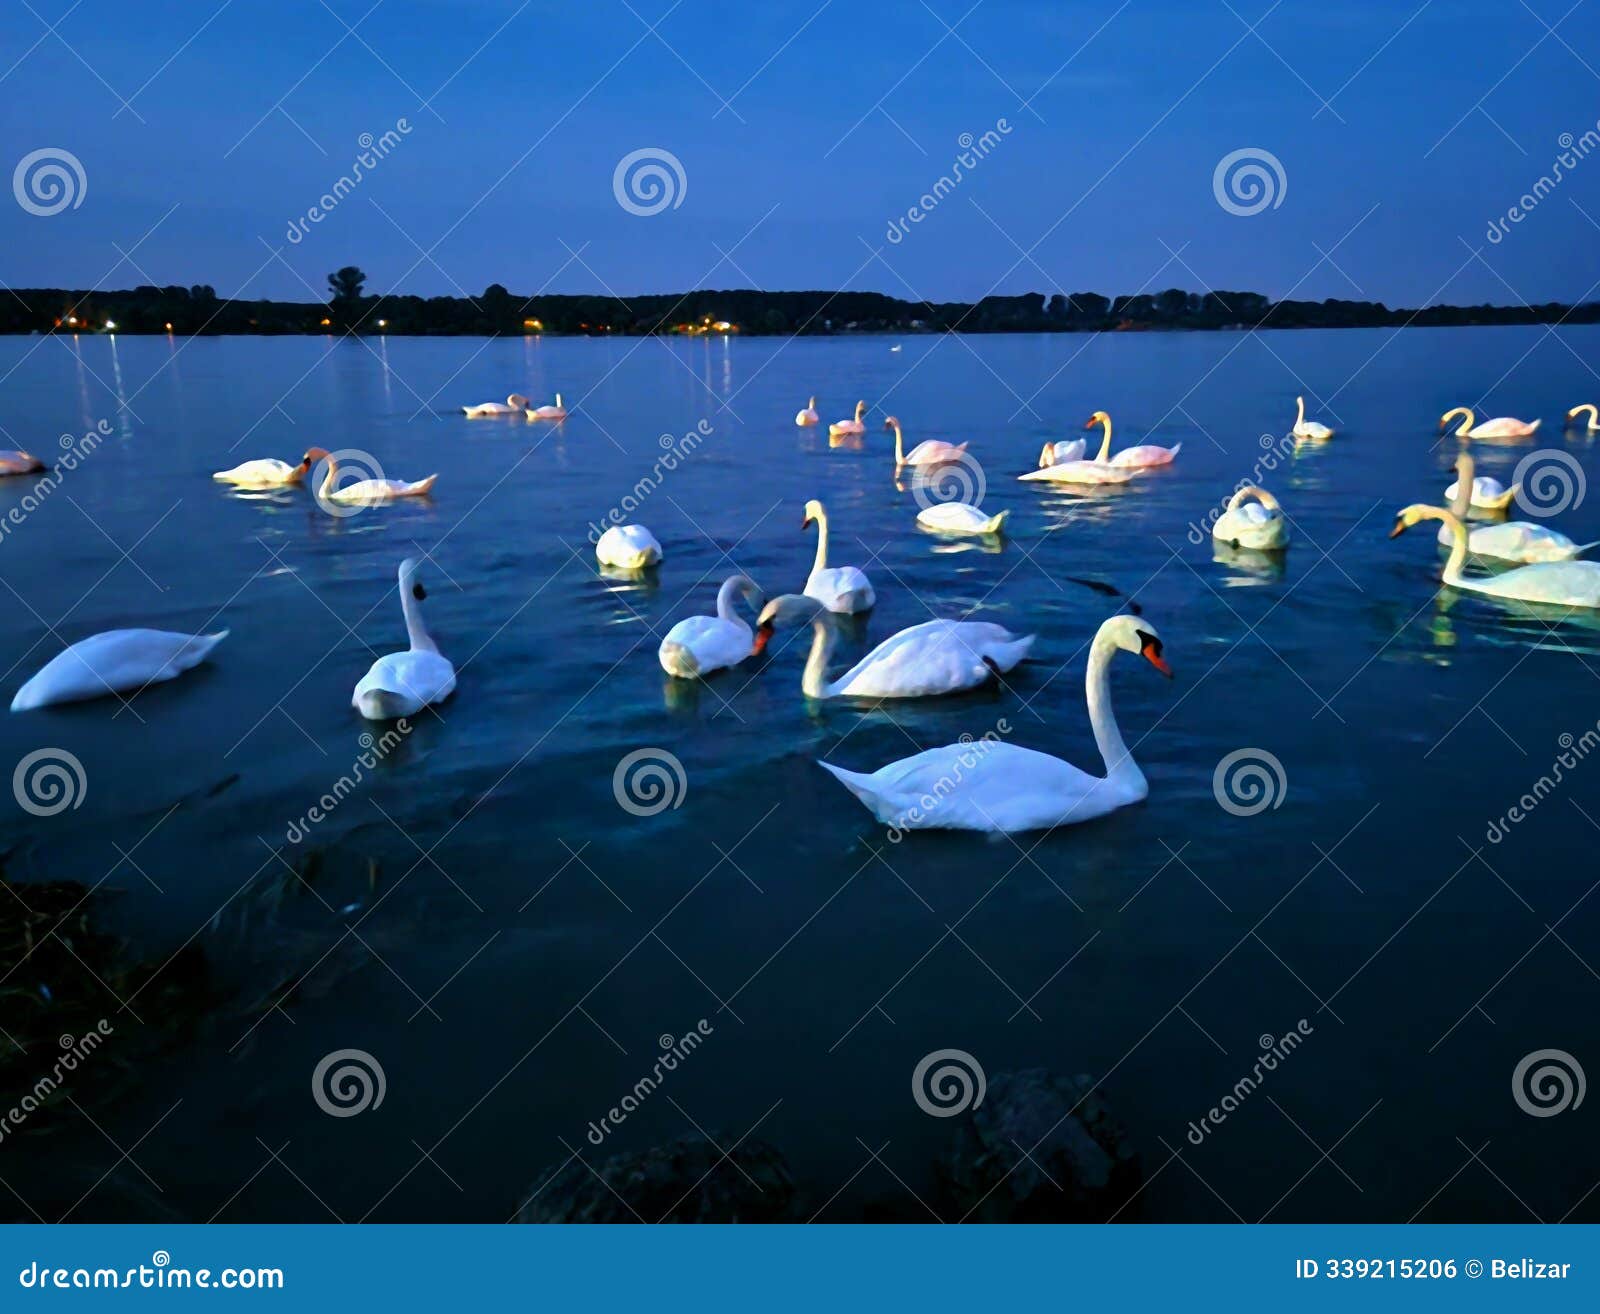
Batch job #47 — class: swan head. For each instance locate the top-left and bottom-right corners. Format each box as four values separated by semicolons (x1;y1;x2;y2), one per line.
802;498;825;529
750;592;826;655
1101;614;1172;677
302;446;330;465
1084;410;1110;430
508;393;530;409
398;556;427;601
1389;503;1445;538
882;415;899;432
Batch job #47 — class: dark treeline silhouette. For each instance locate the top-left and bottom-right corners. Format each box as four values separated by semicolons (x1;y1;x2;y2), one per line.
3;279;1596;337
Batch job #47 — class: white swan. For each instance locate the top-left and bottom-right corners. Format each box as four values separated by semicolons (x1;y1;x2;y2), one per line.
753;593;1033;698
1213;485;1288;550
353;558;456;719
12;628;227;711
212;454;311;488
802;499;875;613
462;393;530;417
0;450;47;476
817;613;1171;832
888;417;967;467
1443;470;1519;512
1568;404;1599;432
1392;504;1600;608
1437;453;1596;562
1439;406;1540;440
795;397;820;427
1087;410;1181;467
1292;395;1334;441
310;449;437;504
526;393;567;420
916;503;1009;536
1038;439;1086;468
595;524;662;569
658;575;763;678
829;401;867;437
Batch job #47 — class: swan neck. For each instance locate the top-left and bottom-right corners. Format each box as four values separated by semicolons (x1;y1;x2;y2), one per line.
892;422;904;464
716;576;742;622
1086;638;1135;780
318;457;337;500
401;584;438;654
1436;508;1469;585
810;510;829;576
1450;457;1473;518
1094;414;1112;463
801;617;837;698
1296;396;1305;424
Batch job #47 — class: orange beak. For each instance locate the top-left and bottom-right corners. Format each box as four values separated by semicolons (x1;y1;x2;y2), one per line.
751;623;774;656
1083;416;1097;429
1141;641;1172;678
1388;519;1406;539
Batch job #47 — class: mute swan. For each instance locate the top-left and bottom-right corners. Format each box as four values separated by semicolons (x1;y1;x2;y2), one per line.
1391;505;1600;608
659;575;763;678
1438;453;1596;562
1087;411;1181;467
0;450;46;476
752;593;1032;699
12;628;227;711
802;499;875;613
1568;404;1599;432
1213;485;1289;550
308;449;437;504
1439;407;1540;440
526;393;567;420
1443;470;1519;512
829;401;867;437
795;397;820;427
462;393;530;417
1038;439;1087;467
212;454;312;488
353;558;456;719
818;613;1171;832
917;503;1009;536
888;417;967;467
1292;396;1334;441
595;524;663;569
1019;451;1134;486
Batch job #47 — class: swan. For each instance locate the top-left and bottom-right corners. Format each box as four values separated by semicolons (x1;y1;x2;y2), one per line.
1391;504;1600;608
916;503;1009;536
526;393;567;420
1213;485;1289;550
1437;453;1596;562
795;397;820;427
1038;439;1086;468
1087;411;1181;467
817;613;1171;832
1568;404;1599;432
1439;406;1540;440
353;557;456;719
462;393;530;417
888;417;967;467
659;575;763;678
1292;396;1334;441
752;593;1033;698
0;450;47;476
309;449;437;504
1018;447;1135;485
12;628;227;711
1443;470;1519;512
212;454;311;488
801;499;875;613
595;524;663;569
829;401;867;437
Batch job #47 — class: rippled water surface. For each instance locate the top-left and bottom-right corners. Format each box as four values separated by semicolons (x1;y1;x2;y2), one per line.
2;327;1597;1221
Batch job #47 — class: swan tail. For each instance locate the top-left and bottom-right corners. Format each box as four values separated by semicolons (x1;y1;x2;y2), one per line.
409;475;439;496
839;587;874;612
1528;419;1542;432
356;688;417;720
175;629;229;672
1167;442;1183;458
1571;541;1600;558
658;641;700;679
816;760;889;818
982;509;1010;534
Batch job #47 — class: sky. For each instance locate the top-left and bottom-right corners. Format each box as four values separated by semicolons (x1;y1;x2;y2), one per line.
4;0;1600;308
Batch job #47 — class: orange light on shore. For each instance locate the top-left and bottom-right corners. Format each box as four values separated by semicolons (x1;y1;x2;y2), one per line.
320;317;331;327
523;318;542;330
164;322;173;331
377;319;387;329
66;316;77;326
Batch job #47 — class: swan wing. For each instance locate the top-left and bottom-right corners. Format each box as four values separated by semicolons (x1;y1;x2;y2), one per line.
12;628;228;710
806;566;874;612
353;650;456;715
834;621;1030;696
659;616;751;675
1475;560;1600;607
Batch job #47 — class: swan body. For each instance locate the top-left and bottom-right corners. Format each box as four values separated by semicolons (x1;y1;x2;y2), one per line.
12;628;227;711
817;613;1171;832
1019;459;1133;485
801;499;875;613
595;524;662;569
1038;439;1087;467
888;417;966;467
1213;485;1288;550
526;393;567;420
1443;474;1519;511
0;450;47;476
658;575;762;678
462;393;530;417
795;397;820;427
755;594;1033;699
353;558;455;719
1439;406;1540;440
310;450;436;504
1393;505;1600;609
829;401;867;437
1437;454;1597;562
1087;411;1181;467
916;503;1009;536
212;455;310;488
1569;404;1599;432
1292;395;1334;441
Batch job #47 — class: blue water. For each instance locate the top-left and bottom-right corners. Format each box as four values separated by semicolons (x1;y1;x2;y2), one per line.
0;327;1596;1222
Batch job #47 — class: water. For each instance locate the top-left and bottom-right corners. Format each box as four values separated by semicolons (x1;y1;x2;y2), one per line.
1;327;1597;1223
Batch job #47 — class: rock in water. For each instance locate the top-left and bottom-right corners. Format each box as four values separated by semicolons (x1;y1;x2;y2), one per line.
516;1135;797;1223
941;1069;1140;1221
